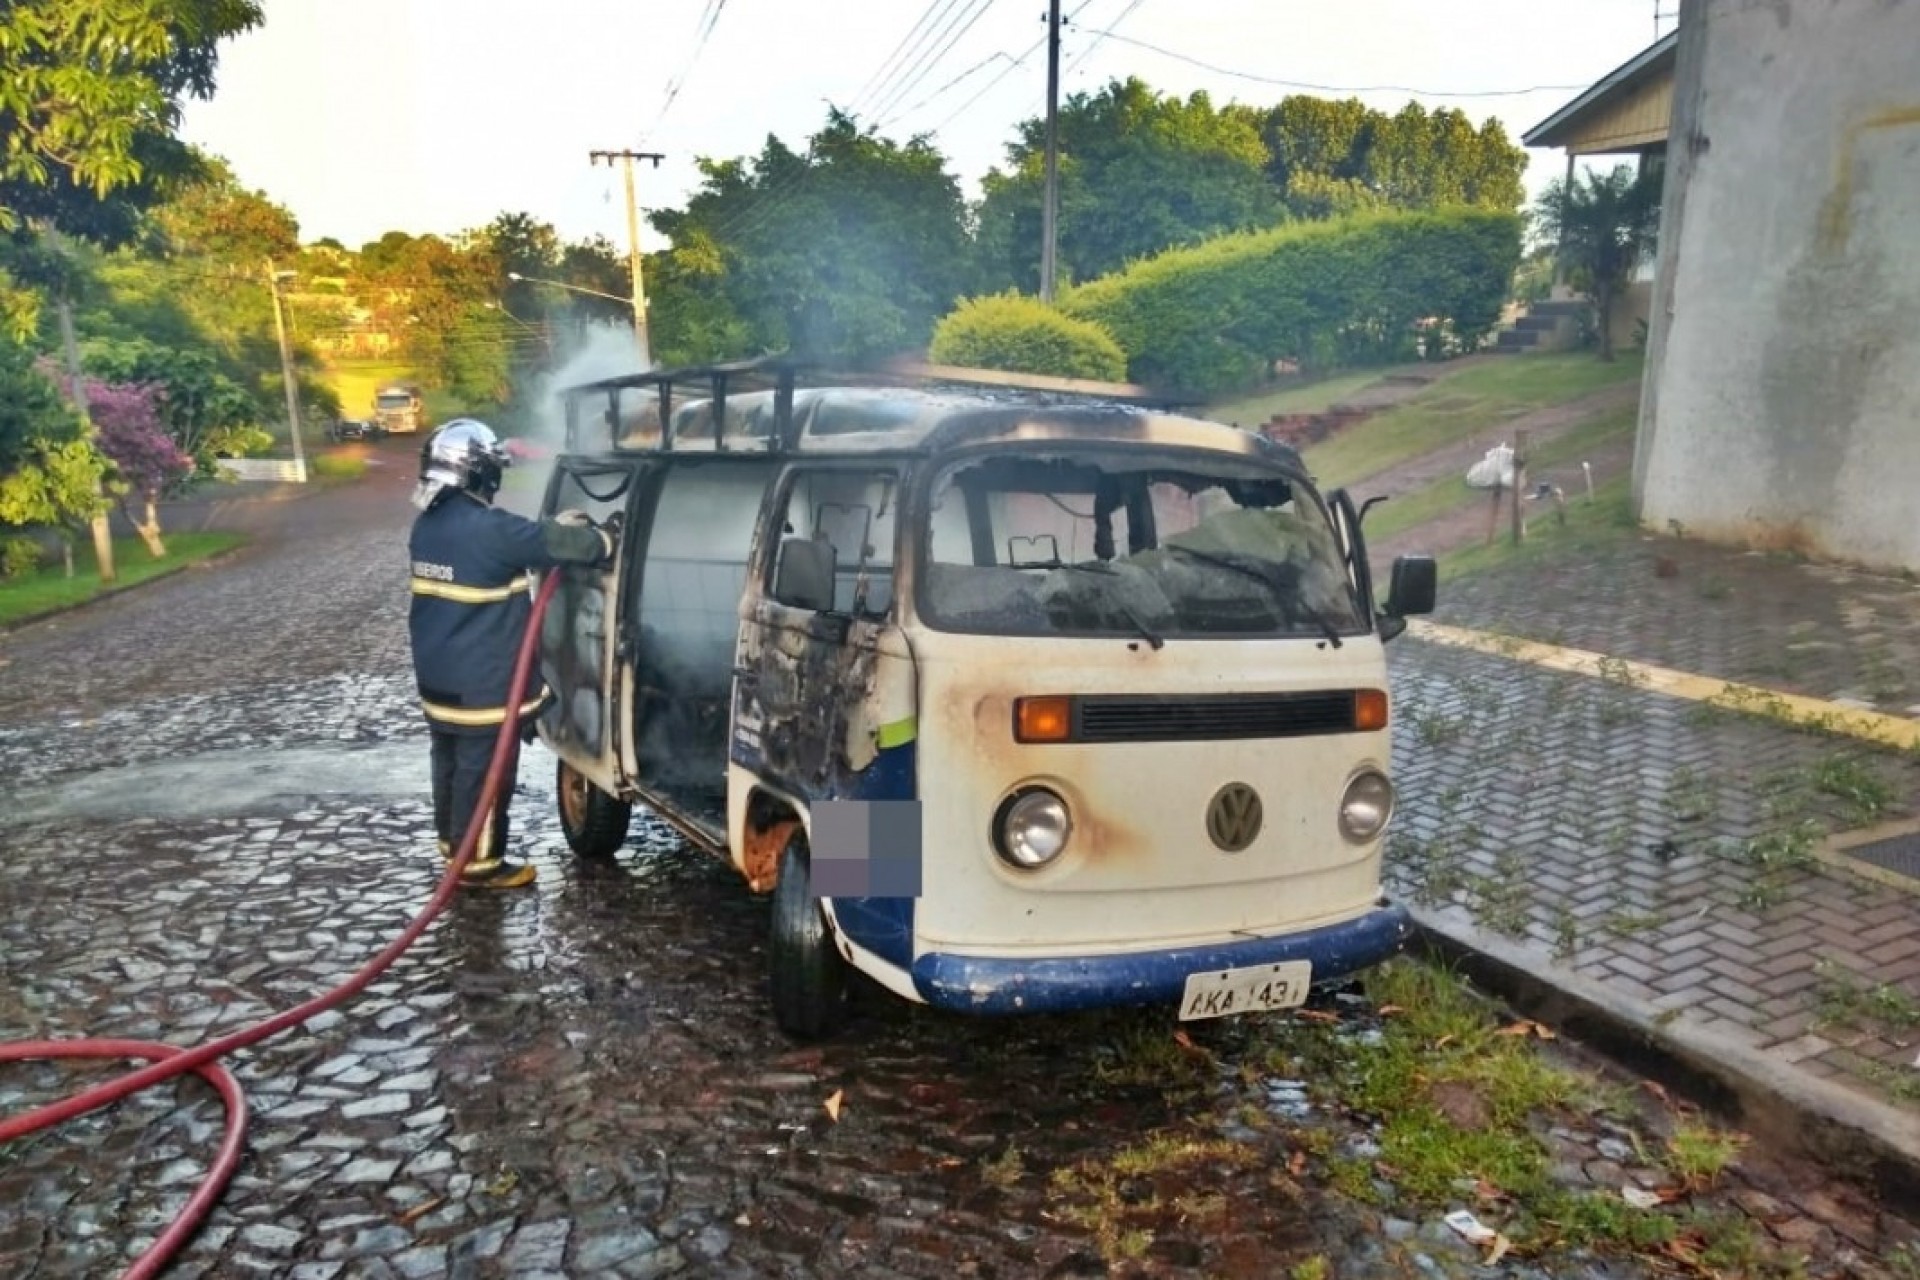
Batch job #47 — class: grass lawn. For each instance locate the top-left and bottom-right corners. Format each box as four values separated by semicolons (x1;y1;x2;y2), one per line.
309;452;369;483
324;359;418;421
324;358;496;430
0;532;247;627
1360;404;1639;545
1206;370;1388;428
1304;352;1644;491
1439;474;1640;583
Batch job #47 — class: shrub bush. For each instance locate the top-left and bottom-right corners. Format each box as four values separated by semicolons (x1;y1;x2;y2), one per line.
928;292;1129;383
310;454;368;482
0;536;43;581
1060;207;1522;396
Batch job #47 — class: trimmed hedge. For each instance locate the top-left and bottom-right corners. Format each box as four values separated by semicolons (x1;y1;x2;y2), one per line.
1060;207;1522;396
928;292;1129;382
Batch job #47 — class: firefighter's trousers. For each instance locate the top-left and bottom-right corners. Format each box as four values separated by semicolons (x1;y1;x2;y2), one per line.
430;729;520;870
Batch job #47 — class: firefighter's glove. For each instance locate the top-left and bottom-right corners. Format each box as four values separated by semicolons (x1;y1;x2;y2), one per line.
597;510;624;562
553;508;593;528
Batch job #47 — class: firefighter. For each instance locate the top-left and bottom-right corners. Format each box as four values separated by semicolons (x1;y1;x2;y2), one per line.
407;418;615;888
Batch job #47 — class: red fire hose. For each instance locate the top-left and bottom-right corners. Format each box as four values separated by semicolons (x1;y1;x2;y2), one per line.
0;572;562;1280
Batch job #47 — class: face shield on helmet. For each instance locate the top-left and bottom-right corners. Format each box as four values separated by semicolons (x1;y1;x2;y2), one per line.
411;418;512;510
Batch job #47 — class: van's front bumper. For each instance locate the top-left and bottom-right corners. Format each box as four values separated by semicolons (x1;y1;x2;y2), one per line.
907;900;1413;1016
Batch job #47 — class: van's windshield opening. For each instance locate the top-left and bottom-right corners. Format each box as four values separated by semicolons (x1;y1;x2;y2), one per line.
919;450;1365;641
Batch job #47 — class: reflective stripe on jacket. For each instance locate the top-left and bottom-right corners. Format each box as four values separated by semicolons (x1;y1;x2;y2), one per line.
408;491;609;735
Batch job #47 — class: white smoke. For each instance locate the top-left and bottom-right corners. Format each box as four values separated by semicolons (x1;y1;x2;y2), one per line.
520;320;651;451
497;321;648;516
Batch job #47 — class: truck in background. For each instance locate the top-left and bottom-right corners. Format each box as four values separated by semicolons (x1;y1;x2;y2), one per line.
373;383;427;435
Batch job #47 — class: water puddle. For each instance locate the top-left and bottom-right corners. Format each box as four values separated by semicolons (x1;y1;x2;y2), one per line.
3;742;430;823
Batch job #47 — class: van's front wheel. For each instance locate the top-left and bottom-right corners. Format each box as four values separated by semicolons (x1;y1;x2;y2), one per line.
556;758;632;857
769;834;851;1039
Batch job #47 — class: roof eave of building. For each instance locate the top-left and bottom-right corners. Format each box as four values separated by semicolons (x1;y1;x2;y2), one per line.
1522;30;1679;150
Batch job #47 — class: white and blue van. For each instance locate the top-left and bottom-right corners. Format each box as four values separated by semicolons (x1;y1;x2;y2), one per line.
533;357;1435;1038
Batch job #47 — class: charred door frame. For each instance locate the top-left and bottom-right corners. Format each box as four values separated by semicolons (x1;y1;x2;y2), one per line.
536;456;655;787
736;459;913;803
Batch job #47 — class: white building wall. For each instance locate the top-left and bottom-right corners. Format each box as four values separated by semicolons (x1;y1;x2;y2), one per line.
1634;0;1920;571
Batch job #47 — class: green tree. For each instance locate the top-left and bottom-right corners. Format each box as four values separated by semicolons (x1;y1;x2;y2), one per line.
61;160;330;438
0;0;263;332
81;335;266;470
151;153;299;265
976;77;1280;291
1533;163;1662;361
355;232;502;399
0;435;107;576
651;109;974;361
0;339;97;575
1247;96;1526;221
480;211;561;323
0;337;79;476
644;231;754;367
557;235;632;327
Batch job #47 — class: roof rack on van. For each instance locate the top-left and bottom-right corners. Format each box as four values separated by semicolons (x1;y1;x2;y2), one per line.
557;352;1203;455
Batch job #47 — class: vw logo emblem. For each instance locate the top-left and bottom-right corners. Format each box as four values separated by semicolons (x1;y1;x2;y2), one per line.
1206;783;1263;852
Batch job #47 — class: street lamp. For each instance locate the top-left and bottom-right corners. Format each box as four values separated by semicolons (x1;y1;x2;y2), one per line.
505;270;632;307
264;263;306;479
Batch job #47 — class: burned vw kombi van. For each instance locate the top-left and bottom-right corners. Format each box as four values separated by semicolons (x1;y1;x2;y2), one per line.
533;358;1436;1037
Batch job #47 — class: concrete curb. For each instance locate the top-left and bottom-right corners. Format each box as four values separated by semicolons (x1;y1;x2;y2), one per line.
0;544;252;639
1407;905;1920;1217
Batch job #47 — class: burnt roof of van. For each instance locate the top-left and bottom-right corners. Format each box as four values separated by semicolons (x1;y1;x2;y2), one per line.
558;356;1305;469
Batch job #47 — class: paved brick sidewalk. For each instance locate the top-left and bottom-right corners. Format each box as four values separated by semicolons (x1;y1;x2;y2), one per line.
1389;526;1920;1190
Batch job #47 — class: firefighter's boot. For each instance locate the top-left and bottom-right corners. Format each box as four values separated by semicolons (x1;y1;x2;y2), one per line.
459;856;538;890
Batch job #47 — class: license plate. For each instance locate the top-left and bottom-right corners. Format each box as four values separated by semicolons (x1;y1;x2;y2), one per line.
1178;960;1313;1022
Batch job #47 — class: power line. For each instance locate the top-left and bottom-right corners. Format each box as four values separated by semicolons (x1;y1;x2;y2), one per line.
875;50;1016;131
641;0;731;144
848;0;969;120
705;0;975;246
1061;0;1146;80
865;0;1001;126
1078;29;1594;98
926;0;1099;135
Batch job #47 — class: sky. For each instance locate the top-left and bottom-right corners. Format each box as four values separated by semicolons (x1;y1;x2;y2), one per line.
176;0;1674;255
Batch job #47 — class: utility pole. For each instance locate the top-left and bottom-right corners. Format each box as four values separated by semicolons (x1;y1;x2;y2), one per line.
1039;0;1063;303
266;262;306;480
589;148;665;367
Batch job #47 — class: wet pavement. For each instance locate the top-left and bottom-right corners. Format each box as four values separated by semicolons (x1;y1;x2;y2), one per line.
2;447;1917;1278
1391;524;1920;1120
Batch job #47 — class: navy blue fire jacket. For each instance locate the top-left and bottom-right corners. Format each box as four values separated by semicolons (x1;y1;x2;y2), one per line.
408;491;610;736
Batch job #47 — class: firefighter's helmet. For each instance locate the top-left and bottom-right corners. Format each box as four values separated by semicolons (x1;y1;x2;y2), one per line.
412;418;511;510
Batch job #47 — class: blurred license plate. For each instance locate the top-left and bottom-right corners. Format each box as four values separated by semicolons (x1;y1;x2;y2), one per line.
1178;961;1312;1021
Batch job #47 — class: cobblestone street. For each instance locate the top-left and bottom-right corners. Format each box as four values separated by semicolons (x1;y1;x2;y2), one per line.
1;450;1916;1278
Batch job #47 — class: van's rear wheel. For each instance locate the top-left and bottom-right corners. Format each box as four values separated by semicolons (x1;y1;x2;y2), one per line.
556;758;631;857
769;833;851;1039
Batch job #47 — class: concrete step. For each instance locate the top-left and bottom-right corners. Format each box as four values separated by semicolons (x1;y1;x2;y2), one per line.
1526;299;1593;318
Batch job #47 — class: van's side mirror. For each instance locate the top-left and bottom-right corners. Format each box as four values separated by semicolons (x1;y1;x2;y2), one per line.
1381;555;1437;631
773;537;836;612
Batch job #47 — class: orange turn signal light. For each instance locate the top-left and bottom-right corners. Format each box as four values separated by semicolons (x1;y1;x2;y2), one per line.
1354;688;1389;732
1014;696;1073;743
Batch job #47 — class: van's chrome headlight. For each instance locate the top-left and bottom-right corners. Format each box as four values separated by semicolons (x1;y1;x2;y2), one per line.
1338;770;1395;844
993;788;1072;869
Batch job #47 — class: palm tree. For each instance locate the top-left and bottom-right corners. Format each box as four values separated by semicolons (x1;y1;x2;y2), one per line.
1533;163;1663;362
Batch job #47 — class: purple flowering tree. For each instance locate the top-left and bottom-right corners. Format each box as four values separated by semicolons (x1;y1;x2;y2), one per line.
88;379;192;558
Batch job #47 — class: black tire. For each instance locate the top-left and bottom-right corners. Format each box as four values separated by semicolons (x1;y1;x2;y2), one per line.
769;834;851;1039
556;757;631;857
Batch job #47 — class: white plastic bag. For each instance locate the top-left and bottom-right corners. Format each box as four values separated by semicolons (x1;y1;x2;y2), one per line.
1465;443;1515;490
